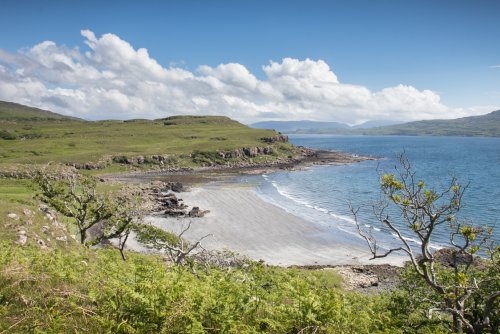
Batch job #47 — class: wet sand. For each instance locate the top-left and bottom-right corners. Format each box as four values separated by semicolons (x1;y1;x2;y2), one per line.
141;183;406;267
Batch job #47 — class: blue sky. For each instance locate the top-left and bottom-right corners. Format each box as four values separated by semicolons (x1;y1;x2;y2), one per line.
0;0;499;122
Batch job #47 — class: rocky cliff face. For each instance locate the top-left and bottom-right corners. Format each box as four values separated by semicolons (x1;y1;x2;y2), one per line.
260;134;288;143
217;146;274;159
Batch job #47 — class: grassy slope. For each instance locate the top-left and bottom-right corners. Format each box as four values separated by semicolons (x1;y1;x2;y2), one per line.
358;110;500;137
0;103;291;168
289;110;500;137
0;100;83;121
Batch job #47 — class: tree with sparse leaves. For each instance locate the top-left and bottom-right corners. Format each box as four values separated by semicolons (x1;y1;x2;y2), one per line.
33;170;135;253
133;221;210;267
352;154;499;334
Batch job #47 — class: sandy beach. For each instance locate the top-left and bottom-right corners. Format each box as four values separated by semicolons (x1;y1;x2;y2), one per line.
141;182;406;267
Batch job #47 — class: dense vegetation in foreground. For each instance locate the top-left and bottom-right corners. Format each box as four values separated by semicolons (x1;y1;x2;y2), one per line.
0;102;498;333
0;244;399;333
0;179;424;333
1;174;498;333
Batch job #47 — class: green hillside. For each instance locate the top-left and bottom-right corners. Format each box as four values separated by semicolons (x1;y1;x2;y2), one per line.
290;110;500;137
0;101;293;170
358;110;500;137
0;100;83;122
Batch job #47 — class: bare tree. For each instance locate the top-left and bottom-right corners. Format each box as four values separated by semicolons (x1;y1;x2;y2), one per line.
133;221;211;266
351;153;498;334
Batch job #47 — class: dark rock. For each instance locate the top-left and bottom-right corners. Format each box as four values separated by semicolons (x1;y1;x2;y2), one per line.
164;209;186;217
261;134;288;143
158;193;187;209
69;162;104;170
169;182;184;193
188;206;210;217
243;147;258;157
228;149;244;158
430;248;477;268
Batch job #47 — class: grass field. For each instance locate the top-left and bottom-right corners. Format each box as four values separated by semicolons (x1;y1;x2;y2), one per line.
0;101;295;172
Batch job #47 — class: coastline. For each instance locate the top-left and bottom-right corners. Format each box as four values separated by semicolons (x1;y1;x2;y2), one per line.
139;181;406;267
102;148;377;184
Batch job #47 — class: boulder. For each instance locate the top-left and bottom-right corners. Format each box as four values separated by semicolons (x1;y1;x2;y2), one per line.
17;230;27;245
169;182;184;192
261;134;288;143
228;149;244;158
164;208;187;217
158;193;186;209
188;206;210;217
263;146;274;154
243;147;258;157
22;208;34;217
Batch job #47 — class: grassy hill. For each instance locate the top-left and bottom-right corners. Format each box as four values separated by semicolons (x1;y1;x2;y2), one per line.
0;101;293;170
357;110;500;137
0;100;83;122
288;110;500;137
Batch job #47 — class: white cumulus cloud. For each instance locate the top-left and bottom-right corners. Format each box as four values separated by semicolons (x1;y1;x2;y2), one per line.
0;30;494;123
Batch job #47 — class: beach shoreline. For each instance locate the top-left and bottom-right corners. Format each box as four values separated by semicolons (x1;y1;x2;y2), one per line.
138;181;406;267
102;148;377;184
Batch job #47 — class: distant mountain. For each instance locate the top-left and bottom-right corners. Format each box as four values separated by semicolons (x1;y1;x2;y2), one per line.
351;119;403;129
357;110;500;137
251;120;349;132
257;111;500;137
0;100;83;122
251;119;404;133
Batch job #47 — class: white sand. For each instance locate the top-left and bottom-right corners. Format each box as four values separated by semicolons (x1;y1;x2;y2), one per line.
141;184;407;267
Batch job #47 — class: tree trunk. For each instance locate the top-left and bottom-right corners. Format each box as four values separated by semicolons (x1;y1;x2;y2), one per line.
80;229;86;244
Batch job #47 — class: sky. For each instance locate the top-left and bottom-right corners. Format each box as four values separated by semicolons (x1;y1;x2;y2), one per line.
0;0;499;124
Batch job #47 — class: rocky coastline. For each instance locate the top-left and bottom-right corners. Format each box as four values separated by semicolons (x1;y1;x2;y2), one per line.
102;146;376;185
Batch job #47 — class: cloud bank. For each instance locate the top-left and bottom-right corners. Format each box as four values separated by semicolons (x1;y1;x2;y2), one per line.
0;30;492;123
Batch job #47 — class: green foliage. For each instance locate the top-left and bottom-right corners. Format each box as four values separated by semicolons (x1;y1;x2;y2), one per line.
388;254;500;334
32;171;135;247
133;223;182;249
191;150;227;165
0;243;403;334
0;129;17;140
358;154;499;334
0;103;286;168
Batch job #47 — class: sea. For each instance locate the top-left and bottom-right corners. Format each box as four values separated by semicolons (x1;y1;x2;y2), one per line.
238;135;500;252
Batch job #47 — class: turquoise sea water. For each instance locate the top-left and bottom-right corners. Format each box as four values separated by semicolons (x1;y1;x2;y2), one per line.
240;135;500;251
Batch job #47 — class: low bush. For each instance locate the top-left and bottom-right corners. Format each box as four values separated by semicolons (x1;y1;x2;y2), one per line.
0;243;402;333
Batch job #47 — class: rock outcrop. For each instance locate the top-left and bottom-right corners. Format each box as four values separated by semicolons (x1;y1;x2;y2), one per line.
261;134;288;143
150;182;208;218
216;146;275;159
188;206;210;217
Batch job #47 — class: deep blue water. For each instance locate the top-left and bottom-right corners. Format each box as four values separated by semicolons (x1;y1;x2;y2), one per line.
240;135;500;251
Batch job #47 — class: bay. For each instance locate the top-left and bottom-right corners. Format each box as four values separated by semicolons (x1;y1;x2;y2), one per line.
241;135;500;251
